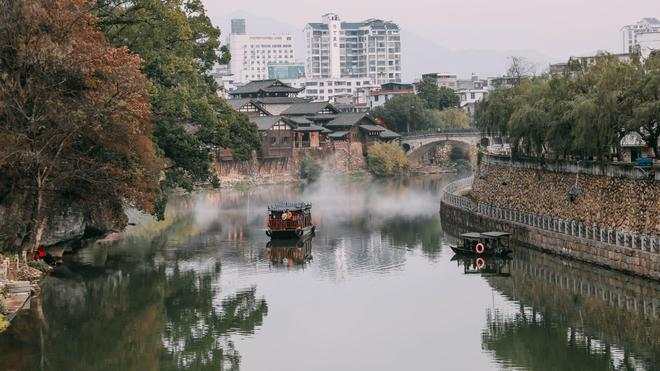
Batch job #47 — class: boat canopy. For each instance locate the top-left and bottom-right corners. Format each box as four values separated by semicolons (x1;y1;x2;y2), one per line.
460;232;482;239
481;231;511;238
268;201;312;212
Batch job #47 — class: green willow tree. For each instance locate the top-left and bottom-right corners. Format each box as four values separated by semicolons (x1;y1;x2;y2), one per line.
475;54;659;161
94;0;261;193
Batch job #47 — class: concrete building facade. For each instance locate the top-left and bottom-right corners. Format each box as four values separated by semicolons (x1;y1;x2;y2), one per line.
621;17;660;53
229;19;296;84
304;13;402;85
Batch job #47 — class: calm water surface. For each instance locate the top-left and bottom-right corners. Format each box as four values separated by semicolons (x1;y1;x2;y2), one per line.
0;175;658;371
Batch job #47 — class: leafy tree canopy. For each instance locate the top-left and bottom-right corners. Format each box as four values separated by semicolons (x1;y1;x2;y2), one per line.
416;78;460;110
475;54;660;161
0;0;163;250
95;0;260;190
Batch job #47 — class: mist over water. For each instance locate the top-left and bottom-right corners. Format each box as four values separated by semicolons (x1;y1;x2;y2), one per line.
1;174;658;371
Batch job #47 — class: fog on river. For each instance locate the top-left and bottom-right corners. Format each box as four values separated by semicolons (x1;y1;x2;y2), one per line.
0;174;658;371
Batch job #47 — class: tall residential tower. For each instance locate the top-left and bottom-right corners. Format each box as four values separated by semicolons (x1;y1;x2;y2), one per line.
621;17;660;53
304;13;402;85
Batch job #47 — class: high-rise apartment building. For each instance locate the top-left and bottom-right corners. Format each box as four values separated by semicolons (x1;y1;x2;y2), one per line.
229;19;296;84
304;13;402;85
231;19;246;35
621;17;660;53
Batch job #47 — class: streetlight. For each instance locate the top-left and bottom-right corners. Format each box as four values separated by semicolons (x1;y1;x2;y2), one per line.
408;103;415;133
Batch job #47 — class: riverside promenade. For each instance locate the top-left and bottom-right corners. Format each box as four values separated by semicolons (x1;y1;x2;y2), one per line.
440;177;660;280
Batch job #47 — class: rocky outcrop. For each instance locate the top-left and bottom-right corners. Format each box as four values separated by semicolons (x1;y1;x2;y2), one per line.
0;200;127;249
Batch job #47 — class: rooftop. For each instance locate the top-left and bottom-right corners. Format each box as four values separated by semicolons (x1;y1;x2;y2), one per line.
250;116;288;131
328;131;350;139
268;201;311;212
281;102;338;115
379;128;401;139
306;18;399;31
326;113;373;128
230;79;303;96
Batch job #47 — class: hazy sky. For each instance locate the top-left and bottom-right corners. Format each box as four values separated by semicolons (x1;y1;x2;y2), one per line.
202;0;658;58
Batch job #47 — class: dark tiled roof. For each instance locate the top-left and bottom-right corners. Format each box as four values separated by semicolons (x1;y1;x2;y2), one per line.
231;79;303;95
359;124;385;132
254;97;311;105
328;131;349;139
294;124;324;132
325;113;373;128
379;128;401;139
284;116;313;126
227;98;252;110
250;116;288;131
281;102;338;115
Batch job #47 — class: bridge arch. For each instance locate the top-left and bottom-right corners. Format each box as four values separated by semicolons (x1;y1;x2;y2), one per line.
407;139;476;166
400;130;485;167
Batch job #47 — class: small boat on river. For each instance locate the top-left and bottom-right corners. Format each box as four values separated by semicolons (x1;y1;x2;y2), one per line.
450;231;512;256
266;201;316;239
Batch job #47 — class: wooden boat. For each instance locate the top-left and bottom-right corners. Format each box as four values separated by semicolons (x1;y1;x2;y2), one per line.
266;201;316;239
449;231;512;256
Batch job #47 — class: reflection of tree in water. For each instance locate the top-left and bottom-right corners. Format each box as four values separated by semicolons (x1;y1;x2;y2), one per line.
481;247;660;370
161;265;268;370
482;309;617;371
380;215;442;259
0;247;268;370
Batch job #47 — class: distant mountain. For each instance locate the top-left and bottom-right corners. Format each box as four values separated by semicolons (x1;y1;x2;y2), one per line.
400;31;552;80
211;10;552;80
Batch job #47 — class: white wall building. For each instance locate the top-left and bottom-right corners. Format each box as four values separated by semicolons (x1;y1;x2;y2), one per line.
421;73;458;90
459;89;489;117
621;17;660;53
368;83;415;109
304;13;402;85
637;31;660;59
299;77;377;103
229;20;296;85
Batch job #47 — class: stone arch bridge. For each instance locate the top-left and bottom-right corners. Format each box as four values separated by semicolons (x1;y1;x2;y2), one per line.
400;129;489;165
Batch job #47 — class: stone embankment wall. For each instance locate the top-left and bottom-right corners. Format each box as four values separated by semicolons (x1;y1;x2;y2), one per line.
440;178;660;280
471;163;659;234
215;143;366;185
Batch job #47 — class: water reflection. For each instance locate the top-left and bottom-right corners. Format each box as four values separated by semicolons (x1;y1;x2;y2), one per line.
480;247;660;370
265;238;313;268
450;255;512;277
0;174;657;370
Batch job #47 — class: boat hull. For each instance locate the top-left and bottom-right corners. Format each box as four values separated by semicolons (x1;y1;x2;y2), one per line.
266;225;316;239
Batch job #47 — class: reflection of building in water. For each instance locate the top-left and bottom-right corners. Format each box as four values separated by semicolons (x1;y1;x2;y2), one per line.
482;247;660;369
265;238;313;268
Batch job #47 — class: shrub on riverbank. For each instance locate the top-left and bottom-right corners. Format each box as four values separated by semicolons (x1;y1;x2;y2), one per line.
0;314;7;333
299;156;322;183
366;143;410;177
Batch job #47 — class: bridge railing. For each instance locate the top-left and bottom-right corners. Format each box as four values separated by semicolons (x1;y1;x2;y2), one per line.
484;154;654;180
401;128;481;139
441;177;660;253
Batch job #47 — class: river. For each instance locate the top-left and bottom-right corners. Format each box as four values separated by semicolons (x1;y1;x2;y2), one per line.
0;174;658;371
